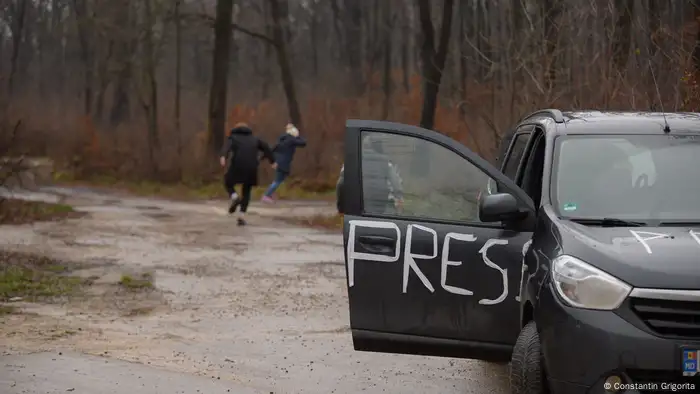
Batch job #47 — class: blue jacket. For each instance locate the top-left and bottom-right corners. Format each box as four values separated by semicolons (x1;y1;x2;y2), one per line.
272;133;306;173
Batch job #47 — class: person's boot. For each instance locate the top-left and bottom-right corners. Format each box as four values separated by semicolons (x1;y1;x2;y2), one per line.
237;217;246;226
228;193;240;214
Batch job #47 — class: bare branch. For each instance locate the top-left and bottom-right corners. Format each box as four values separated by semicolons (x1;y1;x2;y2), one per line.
182;12;277;46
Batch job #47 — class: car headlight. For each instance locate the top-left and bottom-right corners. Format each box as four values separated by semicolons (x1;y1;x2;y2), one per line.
551;255;632;310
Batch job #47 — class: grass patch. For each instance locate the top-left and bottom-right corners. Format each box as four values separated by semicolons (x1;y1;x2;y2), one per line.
53;171;336;202
0;199;81;225
54;171;223;200
123;306;157;316
250;182;335;201
0;251;85;302
285;213;343;231
118;273;154;290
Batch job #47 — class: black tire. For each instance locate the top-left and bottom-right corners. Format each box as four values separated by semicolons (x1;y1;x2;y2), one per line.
510;321;547;394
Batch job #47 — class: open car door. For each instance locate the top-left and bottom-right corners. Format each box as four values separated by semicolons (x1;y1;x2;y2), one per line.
341;120;536;362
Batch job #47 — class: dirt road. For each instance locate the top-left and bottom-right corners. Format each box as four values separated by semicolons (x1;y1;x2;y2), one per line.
0;187;509;394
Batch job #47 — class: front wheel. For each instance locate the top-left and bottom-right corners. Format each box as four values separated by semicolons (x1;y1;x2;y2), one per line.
510;321;547;394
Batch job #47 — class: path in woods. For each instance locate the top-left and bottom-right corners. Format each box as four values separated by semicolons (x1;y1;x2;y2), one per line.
0;186;509;394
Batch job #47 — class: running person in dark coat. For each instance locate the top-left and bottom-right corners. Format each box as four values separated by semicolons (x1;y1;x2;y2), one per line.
219;122;276;226
261;123;306;203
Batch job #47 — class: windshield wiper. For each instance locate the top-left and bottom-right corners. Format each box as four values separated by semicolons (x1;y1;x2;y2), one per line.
657;220;700;227
568;217;647;227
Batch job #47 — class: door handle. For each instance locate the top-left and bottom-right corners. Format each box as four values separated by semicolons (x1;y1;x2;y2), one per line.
358;235;396;246
357;235;397;254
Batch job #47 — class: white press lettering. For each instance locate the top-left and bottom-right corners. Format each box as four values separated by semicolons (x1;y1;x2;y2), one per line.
347;220;401;287
515;239;533;302
478;239;509;305
403;224;437;293
689;230;700;247
630;230;669;254
440;232;477;295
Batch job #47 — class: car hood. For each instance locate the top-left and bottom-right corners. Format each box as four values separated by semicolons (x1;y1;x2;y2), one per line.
556;221;700;289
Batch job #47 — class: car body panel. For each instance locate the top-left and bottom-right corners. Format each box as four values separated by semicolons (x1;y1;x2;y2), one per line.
339;111;700;378
341;120;535;361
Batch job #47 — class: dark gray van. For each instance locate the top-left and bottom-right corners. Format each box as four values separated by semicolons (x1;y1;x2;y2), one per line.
337;110;700;393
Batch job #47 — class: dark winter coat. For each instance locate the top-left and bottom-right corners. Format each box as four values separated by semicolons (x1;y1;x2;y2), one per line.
272;134;306;174
221;126;275;186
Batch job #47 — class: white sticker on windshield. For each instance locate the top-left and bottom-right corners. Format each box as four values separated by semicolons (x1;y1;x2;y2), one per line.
563;203;577;212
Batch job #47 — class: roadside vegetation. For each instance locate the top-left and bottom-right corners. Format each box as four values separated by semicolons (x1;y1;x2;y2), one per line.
0;251;86;304
53;171;335;202
0;199;81;225
118;273;155;291
284;213;343;232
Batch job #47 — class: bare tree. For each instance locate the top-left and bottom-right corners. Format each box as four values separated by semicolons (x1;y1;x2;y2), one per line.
174;0;183;175
0;0;696;183
268;0;302;129
71;0;94;115
6;0;28;96
612;0;634;73
207;0;235;154
137;0;163;173
415;0;455;130
380;0;394;120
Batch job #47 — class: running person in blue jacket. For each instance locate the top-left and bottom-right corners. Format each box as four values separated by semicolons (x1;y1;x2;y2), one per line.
261;123;307;203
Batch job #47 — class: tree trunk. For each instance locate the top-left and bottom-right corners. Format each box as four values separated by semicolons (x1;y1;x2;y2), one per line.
692;0;700;72
94;42;114;122
646;0;662;107
258;0;273;100
381;2;393;120
207;0;235;154
416;0;455;130
310;4;319;77
49;0;64;96
71;0;94;116
268;0;303;129
475;0;490;81
142;0;160;174
458;0;467;116
612;0;634;73
344;0;364;94
7;0;28;96
175;0;183;176
329;0;346;64
543;0;562;89
400;4;411;92
261;17;273;99
109;1;133;127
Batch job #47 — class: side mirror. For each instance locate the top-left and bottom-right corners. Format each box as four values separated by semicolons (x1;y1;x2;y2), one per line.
479;193;526;223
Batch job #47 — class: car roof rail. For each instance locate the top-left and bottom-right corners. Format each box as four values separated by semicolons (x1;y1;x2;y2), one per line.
521;109;565;124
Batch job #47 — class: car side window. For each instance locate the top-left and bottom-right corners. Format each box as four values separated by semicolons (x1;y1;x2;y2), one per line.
360;131;498;224
502;132;531;181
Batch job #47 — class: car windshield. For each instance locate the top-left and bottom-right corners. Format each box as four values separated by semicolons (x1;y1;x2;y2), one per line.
551;133;700;222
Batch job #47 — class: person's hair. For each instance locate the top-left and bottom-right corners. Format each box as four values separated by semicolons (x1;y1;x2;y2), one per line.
286;123;299;137
234;122;249;128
